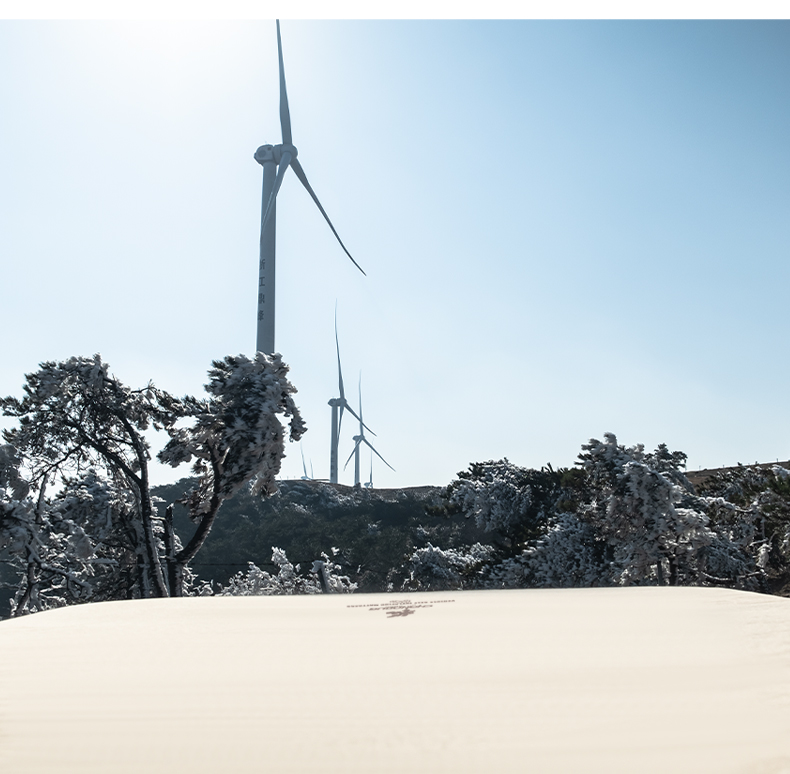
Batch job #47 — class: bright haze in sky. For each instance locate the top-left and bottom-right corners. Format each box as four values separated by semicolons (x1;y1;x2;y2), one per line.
1;17;789;488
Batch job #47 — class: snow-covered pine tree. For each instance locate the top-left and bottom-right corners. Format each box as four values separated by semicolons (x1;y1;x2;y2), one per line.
446;460;561;555
696;463;790;592
1;356;181;601
578;434;716;586
158;352;305;595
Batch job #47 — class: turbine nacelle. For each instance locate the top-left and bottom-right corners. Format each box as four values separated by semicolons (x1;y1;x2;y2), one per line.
254;143;298;166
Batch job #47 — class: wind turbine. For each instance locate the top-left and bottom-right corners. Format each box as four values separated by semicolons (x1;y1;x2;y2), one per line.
254;20;365;355
328;316;371;484
300;444;314;481
364;453;374;488
344;375;394;487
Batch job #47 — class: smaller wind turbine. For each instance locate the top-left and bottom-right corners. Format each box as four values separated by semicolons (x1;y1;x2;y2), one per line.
363;453;374;488
300;444;314;481
328;314;371;484
344;375;394;487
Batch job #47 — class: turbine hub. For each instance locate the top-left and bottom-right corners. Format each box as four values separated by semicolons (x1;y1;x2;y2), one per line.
274;143;298;164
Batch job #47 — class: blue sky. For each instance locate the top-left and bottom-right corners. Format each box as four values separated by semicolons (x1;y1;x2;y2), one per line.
1;18;789;487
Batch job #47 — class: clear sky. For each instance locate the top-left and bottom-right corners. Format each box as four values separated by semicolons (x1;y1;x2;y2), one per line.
1;16;789;488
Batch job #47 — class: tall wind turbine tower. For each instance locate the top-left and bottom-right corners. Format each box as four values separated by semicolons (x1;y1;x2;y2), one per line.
254;20;364;355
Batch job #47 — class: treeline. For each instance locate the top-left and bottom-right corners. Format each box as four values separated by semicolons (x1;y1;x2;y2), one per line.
160;434;790;598
404;436;790;594
2;352;789;619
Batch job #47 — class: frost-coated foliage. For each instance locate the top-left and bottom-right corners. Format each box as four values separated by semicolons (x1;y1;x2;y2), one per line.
578;434;717;586
0;352;305;615
157;353;305;596
447;460;561;552
434;435;787;593
5;396;790;612
0;451;126;614
0;444;29;501
449;461;532;534
159;353;306;514
696;463;790;591
1;355;177;604
1;355;180;479
516;512;602;589
399;542;495;591
220;547;356;595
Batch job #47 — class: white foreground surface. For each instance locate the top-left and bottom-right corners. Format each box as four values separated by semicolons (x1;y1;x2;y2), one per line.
1;587;790;773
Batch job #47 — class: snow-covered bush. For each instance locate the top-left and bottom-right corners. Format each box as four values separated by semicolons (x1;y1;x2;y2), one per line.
398;542;495;591
220;547;356;595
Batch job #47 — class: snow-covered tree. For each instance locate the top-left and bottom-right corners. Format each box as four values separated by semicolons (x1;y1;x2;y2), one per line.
696;464;790;592
447;460;561;554
158;353;305;594
578;434;732;586
1;356;181;600
0;443;46;614
0;352;305;610
0;446;110;615
505;511;603;589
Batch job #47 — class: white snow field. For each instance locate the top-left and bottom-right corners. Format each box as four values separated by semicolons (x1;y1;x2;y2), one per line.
1;587;789;773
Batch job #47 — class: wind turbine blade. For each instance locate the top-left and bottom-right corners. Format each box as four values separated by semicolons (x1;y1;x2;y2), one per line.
276;20;292;145
358;374;363;432
341;400;375;436
301;444;308;478
261;151;292;234
291;158;366;275
343;438;362;470
338;402;345;439
335;310;345;400
362;437;395;471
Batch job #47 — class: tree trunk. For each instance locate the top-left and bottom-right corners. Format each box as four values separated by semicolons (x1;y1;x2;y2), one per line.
117;412;169;598
668;556;678;586
163;505;178;596
12;557;37;617
173;445;224;596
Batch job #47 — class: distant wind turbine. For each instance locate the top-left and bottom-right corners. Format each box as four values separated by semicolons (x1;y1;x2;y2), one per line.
328;316;371;484
364;453;374;488
300;444;314;481
254;20;365;355
344;375;394;487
